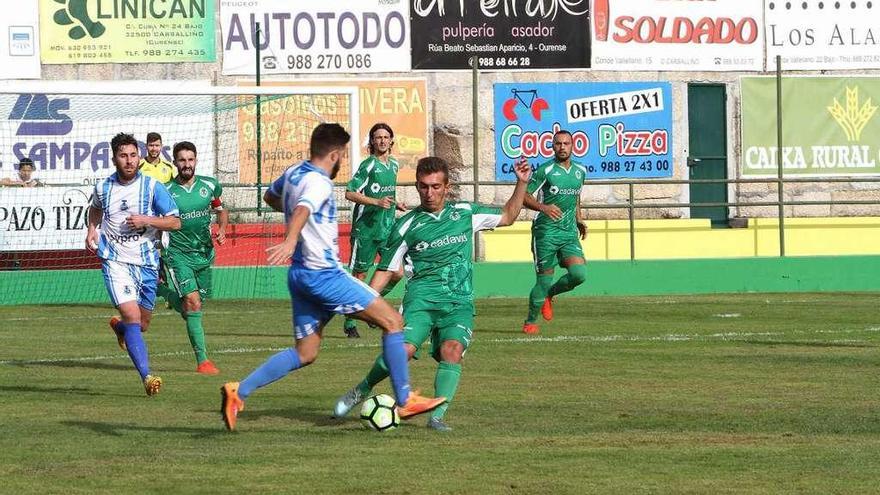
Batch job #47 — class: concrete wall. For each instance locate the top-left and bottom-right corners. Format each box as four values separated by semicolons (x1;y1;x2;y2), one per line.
35;1;880;222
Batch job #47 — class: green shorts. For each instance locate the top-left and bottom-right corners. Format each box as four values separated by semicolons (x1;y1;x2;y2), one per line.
349;232;384;274
531;233;585;272
402;299;475;362
163;250;213;299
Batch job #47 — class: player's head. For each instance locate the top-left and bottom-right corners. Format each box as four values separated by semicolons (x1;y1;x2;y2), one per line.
111;132;140;181
17;158;35;182
552;130;573;162
145;132;163;161
368;123;394;157
415;156;450;213
310;123;350;180
173;141;197;181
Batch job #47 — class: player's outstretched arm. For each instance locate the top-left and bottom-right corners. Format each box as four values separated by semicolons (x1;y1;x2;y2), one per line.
345;190;394;209
266;205;310;265
263;190;283;212
498;157;532;227
126;214;181;231
369;269;394;294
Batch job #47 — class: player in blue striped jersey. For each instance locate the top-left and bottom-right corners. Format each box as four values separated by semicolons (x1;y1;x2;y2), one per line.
86;133;180;396
219;123;445;431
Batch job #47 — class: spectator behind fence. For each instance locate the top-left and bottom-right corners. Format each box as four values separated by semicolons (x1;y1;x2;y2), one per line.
1;158;43;187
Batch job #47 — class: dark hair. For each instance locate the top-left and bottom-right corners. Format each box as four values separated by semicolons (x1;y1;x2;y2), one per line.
111;133;138;156
416;156;449;183
173;141;197;160
18;157;34;170
367;122;394;155
553;130;573;141
309;123;350;158
146;132;162;143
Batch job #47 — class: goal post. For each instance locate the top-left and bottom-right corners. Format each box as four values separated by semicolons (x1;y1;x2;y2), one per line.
0;83;360;305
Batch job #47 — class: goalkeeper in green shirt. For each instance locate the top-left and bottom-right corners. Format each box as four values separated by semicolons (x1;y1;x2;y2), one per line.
342;123;406;338
522;130;588;335
161;141;229;374
333;156;532;431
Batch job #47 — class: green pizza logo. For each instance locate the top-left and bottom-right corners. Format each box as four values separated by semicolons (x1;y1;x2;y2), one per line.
549;185;560;195
53;0;106;40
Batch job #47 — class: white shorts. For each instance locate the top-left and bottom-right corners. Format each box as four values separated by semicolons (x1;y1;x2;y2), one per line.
101;260;159;310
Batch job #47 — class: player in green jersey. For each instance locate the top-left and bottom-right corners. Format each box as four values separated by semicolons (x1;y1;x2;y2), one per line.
161;141;229;374
342;123;406;339
332;155;532;431
522;130;588;335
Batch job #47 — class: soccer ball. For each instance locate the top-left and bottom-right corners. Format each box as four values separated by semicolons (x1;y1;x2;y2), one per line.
360;394;400;431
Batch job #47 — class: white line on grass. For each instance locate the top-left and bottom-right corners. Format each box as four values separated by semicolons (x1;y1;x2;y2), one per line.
1;326;877;366
0;309;271;322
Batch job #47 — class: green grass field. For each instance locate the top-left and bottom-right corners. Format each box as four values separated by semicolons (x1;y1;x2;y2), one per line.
2;294;880;494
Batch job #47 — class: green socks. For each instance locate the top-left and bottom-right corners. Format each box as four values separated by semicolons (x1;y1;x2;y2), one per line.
344;317;358;331
164;288;184;314
358;354;390;395
549;263;587;297
431;361;462;420
526;273;554;323
185;310;208;363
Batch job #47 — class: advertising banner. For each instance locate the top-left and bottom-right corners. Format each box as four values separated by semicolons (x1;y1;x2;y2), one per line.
39;0;215;64
221;0;410;75
0;83;215;186
238;79;428;183
1;4;40;79
411;0;590;70
591;0;763;71
765;1;880;70
494;81;673;181
0;186;91;251
742;77;880;177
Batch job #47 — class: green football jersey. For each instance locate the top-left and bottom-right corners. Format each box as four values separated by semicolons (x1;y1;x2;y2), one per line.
527;159;586;236
347;155;399;238
166;175;222;256
378;202;503;304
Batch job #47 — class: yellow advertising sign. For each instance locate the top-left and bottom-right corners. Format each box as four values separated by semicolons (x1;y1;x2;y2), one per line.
238;79;428;183
40;0;215;64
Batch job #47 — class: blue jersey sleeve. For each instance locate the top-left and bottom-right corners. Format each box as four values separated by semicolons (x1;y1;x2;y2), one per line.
268;172;286;198
152;182;179;216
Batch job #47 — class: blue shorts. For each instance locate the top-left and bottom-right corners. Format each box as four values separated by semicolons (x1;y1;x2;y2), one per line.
102;260;159;311
288;267;378;339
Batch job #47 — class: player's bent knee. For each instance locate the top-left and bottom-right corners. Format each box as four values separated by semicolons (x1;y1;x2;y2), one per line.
296;347;319;365
405;343;418;360
118;302;140;324
440;341;465;363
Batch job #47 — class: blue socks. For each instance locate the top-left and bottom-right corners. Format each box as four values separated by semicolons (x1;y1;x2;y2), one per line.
119;322;150;380
239;348;302;400
382;332;411;405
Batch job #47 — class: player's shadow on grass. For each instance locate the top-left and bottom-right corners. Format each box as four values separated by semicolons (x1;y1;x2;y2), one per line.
62;420;225;439
0;384;129;398
245;406;351;428
7;360;131;371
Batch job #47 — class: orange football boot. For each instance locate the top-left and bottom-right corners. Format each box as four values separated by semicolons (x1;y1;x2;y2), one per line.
220;382;245;431
522;322;540;335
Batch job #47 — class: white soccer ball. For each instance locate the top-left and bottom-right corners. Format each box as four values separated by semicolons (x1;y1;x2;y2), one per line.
360;394;400;431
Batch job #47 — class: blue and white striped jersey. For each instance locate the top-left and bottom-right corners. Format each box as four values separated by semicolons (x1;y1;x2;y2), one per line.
90;172;179;268
268;161;340;270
